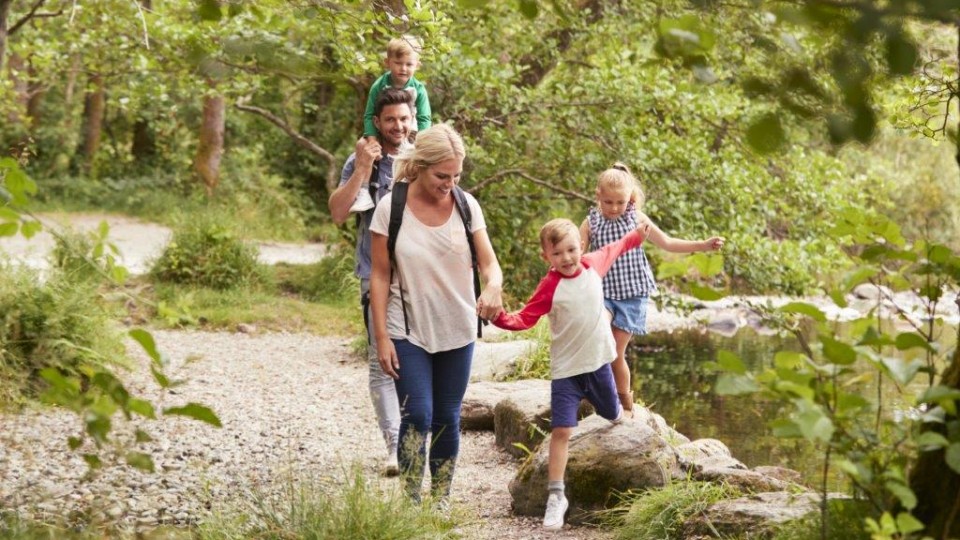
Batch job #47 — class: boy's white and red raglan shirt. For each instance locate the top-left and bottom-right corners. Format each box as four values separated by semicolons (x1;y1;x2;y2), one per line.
493;229;645;380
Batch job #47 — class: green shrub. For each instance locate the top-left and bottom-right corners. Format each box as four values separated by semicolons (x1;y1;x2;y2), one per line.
271;243;359;303
151;221;262;290
606;481;743;540
195;465;459;540
0;265;125;404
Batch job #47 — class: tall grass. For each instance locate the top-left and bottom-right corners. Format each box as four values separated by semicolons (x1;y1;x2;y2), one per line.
0;264;125;405
195;466;460;540
500;320;552;381
604;481;742;540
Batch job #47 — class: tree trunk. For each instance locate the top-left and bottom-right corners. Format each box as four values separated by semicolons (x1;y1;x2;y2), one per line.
0;0;11;74
77;73;105;173
6;52;28;125
132;117;156;162
910;333;960;538
194;92;225;195
130;0;155;163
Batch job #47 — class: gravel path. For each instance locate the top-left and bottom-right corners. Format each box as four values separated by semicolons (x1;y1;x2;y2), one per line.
0;329;612;539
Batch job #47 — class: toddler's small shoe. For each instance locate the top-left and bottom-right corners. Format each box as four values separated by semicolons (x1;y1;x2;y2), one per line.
350;187;375;213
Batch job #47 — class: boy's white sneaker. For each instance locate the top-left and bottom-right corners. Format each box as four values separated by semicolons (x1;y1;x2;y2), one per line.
350;187;375;213
542;492;568;531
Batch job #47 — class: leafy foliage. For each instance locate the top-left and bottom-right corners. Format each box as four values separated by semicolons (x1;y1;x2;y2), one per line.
151;219;263;290
0;265;124;404
711;206;960;538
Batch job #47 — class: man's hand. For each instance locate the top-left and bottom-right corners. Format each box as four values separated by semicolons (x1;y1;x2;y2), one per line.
356;137;382;169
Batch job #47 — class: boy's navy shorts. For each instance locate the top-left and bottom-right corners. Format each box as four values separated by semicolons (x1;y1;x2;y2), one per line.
550;363;622;428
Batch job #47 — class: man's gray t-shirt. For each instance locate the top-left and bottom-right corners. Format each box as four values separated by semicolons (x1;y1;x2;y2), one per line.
338;153;395;279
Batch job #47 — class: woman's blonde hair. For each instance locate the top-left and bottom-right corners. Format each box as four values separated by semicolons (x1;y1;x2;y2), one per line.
596;162;644;208
393;124;465;183
539;218;579;250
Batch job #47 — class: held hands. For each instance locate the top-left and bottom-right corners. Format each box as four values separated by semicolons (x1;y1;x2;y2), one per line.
377;338;400;380
703;237;725;251
476;284;504;321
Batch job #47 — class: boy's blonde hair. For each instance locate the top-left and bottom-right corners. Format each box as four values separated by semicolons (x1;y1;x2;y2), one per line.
387;35;423;60
596;162;645;208
393;124;465;183
539;218;580;250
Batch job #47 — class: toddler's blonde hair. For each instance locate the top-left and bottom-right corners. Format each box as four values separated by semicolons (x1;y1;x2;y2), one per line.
596;162;644;209
539;218;580;251
387;35;423;60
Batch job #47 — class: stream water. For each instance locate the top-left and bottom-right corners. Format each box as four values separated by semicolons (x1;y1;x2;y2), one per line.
630;325;957;488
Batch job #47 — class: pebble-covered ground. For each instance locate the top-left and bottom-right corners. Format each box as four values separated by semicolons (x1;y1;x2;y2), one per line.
0;330;612;539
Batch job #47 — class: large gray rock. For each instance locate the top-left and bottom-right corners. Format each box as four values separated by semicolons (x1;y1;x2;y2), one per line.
634;407;691;446
683;491;849;538
675;438;743;472
493;389;594;458
675;438;798;492
509;414;681;523
470;339;536;382
461;380;550;431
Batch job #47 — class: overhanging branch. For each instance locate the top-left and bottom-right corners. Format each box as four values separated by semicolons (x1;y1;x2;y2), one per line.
470;168;592;203
234;101;338;190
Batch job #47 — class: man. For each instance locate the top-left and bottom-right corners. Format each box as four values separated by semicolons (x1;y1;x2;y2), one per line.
328;87;414;476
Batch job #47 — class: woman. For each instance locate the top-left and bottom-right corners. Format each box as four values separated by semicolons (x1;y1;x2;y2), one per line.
369;124;504;504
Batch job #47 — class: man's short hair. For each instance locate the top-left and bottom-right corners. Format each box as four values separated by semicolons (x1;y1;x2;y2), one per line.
374;87;415;118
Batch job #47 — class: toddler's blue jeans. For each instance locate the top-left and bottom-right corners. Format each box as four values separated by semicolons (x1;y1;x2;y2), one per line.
392;339;473;501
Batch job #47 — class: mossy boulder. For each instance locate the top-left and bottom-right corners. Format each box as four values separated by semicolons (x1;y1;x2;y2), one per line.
508;413;682;522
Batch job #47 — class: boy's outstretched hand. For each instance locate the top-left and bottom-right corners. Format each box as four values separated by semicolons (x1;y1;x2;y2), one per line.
704;237;725;251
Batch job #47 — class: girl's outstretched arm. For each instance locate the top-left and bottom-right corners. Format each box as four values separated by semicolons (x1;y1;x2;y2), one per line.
639;212;725;253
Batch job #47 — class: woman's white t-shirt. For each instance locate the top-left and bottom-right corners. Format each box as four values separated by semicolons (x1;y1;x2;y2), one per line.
370;187;486;353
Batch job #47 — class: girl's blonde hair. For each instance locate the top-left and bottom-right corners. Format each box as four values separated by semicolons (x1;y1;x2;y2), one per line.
393;124;465;183
539;218;579;250
596;162;645;208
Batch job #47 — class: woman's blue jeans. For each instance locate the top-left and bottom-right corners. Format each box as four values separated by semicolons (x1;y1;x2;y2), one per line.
392;339;473;501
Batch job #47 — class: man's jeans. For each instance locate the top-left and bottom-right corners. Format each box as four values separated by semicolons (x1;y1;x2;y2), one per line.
392;339;473;501
361;278;400;456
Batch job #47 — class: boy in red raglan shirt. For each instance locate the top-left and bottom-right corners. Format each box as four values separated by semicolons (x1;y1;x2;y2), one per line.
489;217;649;531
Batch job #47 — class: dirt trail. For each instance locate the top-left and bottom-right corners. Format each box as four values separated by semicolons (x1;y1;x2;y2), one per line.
0;213;326;274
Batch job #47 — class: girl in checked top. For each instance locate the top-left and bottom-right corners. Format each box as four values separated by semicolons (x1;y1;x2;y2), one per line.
580;163;724;416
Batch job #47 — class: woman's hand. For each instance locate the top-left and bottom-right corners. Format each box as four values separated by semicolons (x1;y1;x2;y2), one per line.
477;283;504;321
377;338;400;379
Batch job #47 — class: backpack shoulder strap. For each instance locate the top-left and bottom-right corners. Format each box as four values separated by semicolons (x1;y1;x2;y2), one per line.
387;181;410;335
452;187;486;338
387;181;408;262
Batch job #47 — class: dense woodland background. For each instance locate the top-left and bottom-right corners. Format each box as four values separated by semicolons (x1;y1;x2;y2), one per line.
3;0;958;297
7;1;960;538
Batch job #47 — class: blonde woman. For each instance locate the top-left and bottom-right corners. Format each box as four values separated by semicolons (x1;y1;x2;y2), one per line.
369;124;503;505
